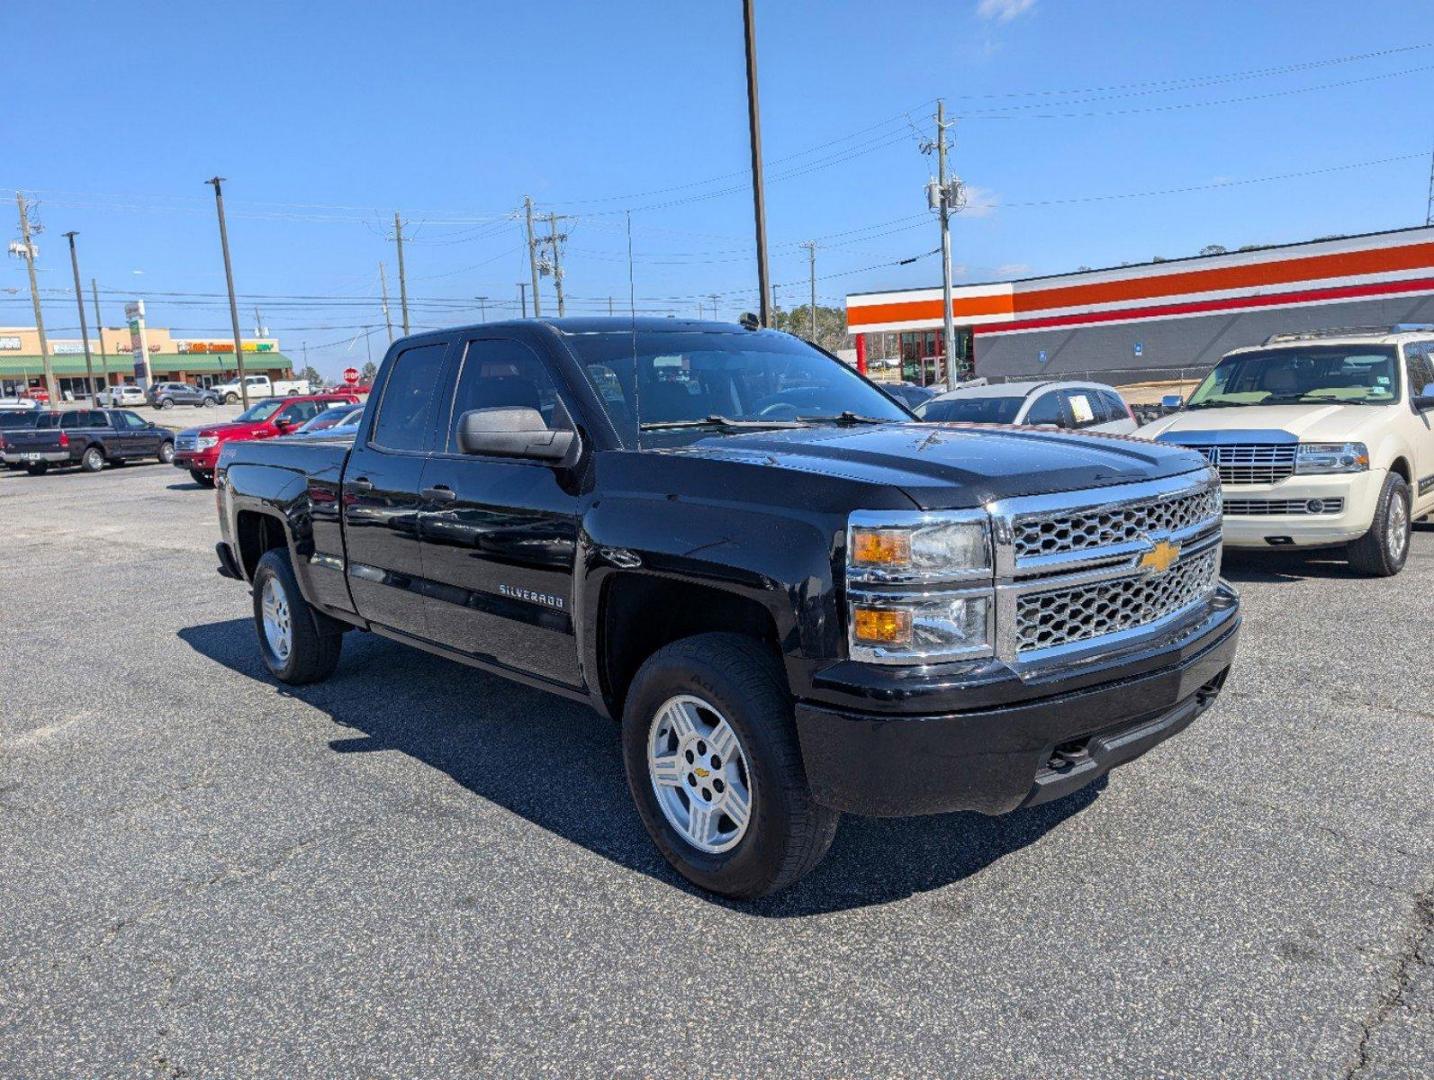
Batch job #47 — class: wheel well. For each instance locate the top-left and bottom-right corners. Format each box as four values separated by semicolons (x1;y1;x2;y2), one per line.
1389;456;1411;485
235;510;289;579
598;575;780;718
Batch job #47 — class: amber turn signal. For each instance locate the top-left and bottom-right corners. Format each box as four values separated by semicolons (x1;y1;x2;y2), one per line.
851;528;912;567
852;606;913;646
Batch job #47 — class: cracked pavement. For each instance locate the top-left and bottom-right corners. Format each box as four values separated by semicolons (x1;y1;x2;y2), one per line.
1;463;1430;1078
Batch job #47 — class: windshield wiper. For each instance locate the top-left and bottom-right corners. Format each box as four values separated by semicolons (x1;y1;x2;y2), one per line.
638;414;807;432
796;411;889;425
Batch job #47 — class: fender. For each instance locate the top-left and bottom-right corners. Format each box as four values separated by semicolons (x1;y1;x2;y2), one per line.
224;461;330;612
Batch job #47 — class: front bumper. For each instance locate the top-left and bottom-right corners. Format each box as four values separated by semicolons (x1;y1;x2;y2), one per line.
794;584;1240;817
1220;469;1381;548
173;448;219;472
2;450;68;464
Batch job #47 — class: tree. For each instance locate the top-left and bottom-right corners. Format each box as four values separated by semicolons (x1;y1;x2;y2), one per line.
1199;244;1227;257
298;365;324;388
772;304;849;354
360;360;378;382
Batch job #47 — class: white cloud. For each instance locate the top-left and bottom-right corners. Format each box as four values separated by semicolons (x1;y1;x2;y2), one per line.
959;184;999;218
996;263;1033;278
976;0;1036;21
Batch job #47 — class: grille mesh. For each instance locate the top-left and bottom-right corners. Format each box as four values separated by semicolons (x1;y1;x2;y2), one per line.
1224;497;1344;516
1015;548;1219;653
1191;444;1296;485
1013;487;1220;560
175;435;197;452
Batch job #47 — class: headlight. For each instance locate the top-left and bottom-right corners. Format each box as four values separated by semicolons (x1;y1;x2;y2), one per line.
846;510;994;663
195;436;219;449
1295;442;1368;475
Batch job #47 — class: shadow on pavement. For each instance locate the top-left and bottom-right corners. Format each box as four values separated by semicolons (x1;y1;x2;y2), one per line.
1220;548;1369;583
178;617;1103;916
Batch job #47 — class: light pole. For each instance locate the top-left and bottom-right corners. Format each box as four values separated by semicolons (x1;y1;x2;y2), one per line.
206;176;250;409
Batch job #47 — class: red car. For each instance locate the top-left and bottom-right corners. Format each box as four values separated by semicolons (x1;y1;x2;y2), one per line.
173;393;359;487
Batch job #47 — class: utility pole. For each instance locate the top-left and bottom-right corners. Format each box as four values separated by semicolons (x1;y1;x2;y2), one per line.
742;0;772;327
539;211;569;317
801;241;818;342
393;212;410;335
207;177;249;406
379;261;394;342
475;295;489;322
523;196;543;317
91;279;110;388
62;232;97;403
1426;141;1434;226
15;193;57;405
608;296;614;316
709;293;720;323
517;281;528;318
922;100;962;390
253;306;267;338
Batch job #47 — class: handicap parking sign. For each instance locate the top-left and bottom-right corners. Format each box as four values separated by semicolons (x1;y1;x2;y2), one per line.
1133;342;1144;357
1038;350;1048;364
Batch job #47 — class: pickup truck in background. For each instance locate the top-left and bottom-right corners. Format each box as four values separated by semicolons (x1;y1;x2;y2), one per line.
174;392;359;487
1;408;174;475
211;374;312;404
214;317;1241;898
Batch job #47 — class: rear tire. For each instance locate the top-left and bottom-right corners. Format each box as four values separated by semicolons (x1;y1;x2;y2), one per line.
80;446;105;473
189;469;214;488
251;547;344;684
1347;472;1410;577
621;632;839;899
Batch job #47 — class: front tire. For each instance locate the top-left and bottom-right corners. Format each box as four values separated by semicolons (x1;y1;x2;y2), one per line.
160;398;174;410
621;633;839;899
225;392;238;404
1347;472;1410;577
251;547;343;684
80;446;105;473
158;441;175;464
189;469;215;488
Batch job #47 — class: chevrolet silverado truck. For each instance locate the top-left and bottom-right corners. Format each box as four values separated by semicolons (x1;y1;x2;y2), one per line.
1141;324;1434;576
214;318;1240;898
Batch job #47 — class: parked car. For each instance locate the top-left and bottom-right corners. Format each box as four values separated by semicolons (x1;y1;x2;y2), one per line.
882;382;938;410
173;392;360;486
213;317;1239;899
0;408;174;475
1139;324;1434;576
0;410;44;468
210;374;312;405
915;379;1139;435
286;405;366;437
97;384;148;408
148;381;220;410
0;395;41;412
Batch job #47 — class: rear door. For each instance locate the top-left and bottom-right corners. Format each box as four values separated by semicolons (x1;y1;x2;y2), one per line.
417;333;583;687
61;410;112;456
341;337;455;637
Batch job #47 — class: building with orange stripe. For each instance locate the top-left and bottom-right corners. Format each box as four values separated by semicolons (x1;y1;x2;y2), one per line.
846;225;1434;388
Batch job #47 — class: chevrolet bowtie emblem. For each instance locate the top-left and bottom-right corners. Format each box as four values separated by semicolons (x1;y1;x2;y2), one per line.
1139;539;1181;575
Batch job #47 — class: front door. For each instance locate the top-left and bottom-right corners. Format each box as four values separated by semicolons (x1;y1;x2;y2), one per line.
115;410;160;456
417;335;583;688
341;338;453;637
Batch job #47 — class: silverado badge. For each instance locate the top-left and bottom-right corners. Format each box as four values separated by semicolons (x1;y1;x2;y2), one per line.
1139;539;1181;575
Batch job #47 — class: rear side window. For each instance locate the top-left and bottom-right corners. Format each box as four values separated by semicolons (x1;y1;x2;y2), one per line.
442;338;570;453
1063;390;1106;428
371;342;450;452
1406;345;1434;399
62;411;107;429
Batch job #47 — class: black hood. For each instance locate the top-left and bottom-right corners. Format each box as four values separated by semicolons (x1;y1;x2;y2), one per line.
663;422;1210;510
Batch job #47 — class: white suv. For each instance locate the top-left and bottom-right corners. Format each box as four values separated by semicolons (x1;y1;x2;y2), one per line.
1139;324;1434;576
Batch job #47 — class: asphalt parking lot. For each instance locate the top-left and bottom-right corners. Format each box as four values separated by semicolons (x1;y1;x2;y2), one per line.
1;462;1429;1079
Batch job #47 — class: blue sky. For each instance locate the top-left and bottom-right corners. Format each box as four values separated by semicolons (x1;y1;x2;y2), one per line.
3;0;1432;375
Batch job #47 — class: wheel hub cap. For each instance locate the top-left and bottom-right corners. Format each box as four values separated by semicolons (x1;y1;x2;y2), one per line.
647;695;753;854
1389;493;1409;561
260;577;293;661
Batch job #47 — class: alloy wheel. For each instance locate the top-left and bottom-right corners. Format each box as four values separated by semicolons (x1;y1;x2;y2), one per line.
1387;490;1409;562
260;577;293;662
647;694;754;854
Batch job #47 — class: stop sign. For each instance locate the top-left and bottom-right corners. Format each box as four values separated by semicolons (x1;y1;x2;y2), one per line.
343;367;360;385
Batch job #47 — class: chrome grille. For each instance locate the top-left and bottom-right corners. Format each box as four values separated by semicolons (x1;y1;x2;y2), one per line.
175;435;197;452
1015;548;1220;654
1191;444;1296;485
1013;487;1221;560
1224;497;1343;516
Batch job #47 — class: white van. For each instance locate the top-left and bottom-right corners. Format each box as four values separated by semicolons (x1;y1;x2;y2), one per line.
1139;325;1434;576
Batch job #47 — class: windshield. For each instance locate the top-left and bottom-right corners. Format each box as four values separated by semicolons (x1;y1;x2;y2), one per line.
564;330;908;446
236;399;285;423
917;395;1025;424
1188;346;1399;409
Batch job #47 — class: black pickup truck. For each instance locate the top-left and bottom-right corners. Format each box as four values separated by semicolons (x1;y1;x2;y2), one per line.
1;408;175;475
214;318;1240;898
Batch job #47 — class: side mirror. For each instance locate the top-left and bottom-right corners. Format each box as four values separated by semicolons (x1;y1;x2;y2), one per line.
1414;382;1434;412
274;419;295;432
457;406;574;462
1160;394;1184;410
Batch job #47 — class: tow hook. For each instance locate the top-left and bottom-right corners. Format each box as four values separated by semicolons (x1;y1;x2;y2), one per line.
1047;742;1092;772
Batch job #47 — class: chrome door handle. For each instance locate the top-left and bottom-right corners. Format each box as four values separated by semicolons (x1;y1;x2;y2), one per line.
421;485;456;502
349;477;373;493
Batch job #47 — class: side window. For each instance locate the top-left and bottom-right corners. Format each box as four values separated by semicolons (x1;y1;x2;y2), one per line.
1407;345;1434;400
371;342;450;452
281;400;324;424
1099;389;1130;421
1024;392;1065;427
119;412;147;429
62;411;105;429
443;338;571;454
1063;390;1105;428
